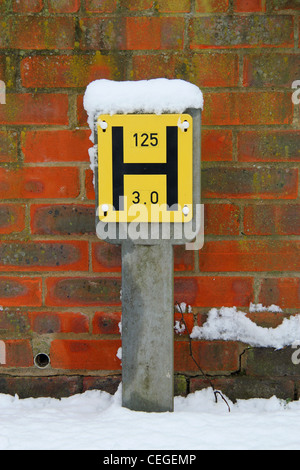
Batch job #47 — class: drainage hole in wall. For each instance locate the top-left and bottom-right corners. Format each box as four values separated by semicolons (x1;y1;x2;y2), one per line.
34;353;50;369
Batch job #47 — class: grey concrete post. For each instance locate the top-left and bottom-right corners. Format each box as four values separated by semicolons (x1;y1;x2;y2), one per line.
121;241;174;412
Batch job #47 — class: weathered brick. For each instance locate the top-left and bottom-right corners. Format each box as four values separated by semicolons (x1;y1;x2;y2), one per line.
0;204;25;234
12;0;43;11
259;278;300;309
0;130;18;163
48;0;80;12
202;167;298;199
31;204;95;235
46;277;122;306
189;16;293;49
79;17;126;50
244;54;300;87
233;0;265;11
244;204;300;235
2;340;33;368
0;277;42;307
174;276;254;307
0;241;88;272
242;347;300;376
198;240;300;272
156;0;191;12
175;340;240;373
50;339;122;370
92;311;121;334
28;312;89;334
0;376;82;398
204;203;240;236
126;17;185;50
0;94;69;125
202;92;293;126
22;129;90;163
238;130;300;162
85;169;95;200
202;129;233;161
82;376;121;395
268;0;300;10
133;53;239;87
195;0;229;12
21;54;125;88
85;0;117;11
0;167;80;199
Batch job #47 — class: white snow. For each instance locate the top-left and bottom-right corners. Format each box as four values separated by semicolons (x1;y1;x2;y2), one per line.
2;386;300;450
191;306;300;349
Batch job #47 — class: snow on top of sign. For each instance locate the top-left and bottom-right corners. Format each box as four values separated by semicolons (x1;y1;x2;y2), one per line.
83;78;203;134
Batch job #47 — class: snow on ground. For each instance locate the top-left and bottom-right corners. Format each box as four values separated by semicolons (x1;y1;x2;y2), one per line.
1;386;300;451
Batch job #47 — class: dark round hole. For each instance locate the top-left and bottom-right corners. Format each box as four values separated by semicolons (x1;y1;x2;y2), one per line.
34;353;50;369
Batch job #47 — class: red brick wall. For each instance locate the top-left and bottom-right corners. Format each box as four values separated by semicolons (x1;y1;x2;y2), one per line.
0;0;299;400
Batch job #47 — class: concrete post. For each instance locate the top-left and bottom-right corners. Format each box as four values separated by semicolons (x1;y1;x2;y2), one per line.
121;241;174;412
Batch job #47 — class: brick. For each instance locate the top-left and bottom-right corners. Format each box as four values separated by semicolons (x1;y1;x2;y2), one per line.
50;339;122;370
22;130;90;163
0;167;79;199
85;169;95;200
132;53;239;87
233;0;265;11
198;240;300;272
31;204;95;235
259;278;300;309
85;0;117;11
92;311;121;334
79;17;126;50
0;241;88;272
202;130;233;162
0;204;25;234
77;94;88;127
0;277;42;307
5;17;75;50
82;376;121;395
0;55;4;80
244;204;300;236
242;346;300;376
174;276;254;307
126;17;185;50
48;0;80;12
174;340;240;373
46;277;122;306
0;94;69;125
195;0;229;12
238;130;300;162
244;54;300;87
173;245;194;271
12;0;43;11
246;311;288;329
0;376;82;399
204;203;240;236
189;16;293;49
174;311;194;336
269;0;300;10
202;167;298;199
1;340;33;368
156;0;191;12
28;312;89;334
0;130;18;163
21;54;125;88
202;92;293;126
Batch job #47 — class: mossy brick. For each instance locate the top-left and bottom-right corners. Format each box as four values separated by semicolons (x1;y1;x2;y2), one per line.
174;375;188;396
12;0;43;12
202;92;293;126
174;276;254;308
50;339;122;370
21;54;126;88
198;240;300;272
85;0;117;11
244;54;300;87
30;204;95;235
202;167;298;199
79;17;126;50
0;310;30;335
0;277;42;307
0;241;88;272
233;0;265;11
238;130;300;162
242;347;300;377
189;15;293;49
0;167;79;199
0;204;25;234
156;0;191;12
268;0;300;10
195;0;229;12
45;277;122;307
48;0;80;12
244;204;300;236
258;278;300;309
0;130;18;163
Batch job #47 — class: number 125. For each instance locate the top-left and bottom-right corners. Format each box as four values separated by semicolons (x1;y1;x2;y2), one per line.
133;133;158;147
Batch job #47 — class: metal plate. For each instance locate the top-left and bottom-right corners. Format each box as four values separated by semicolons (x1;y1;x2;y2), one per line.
97;114;193;223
